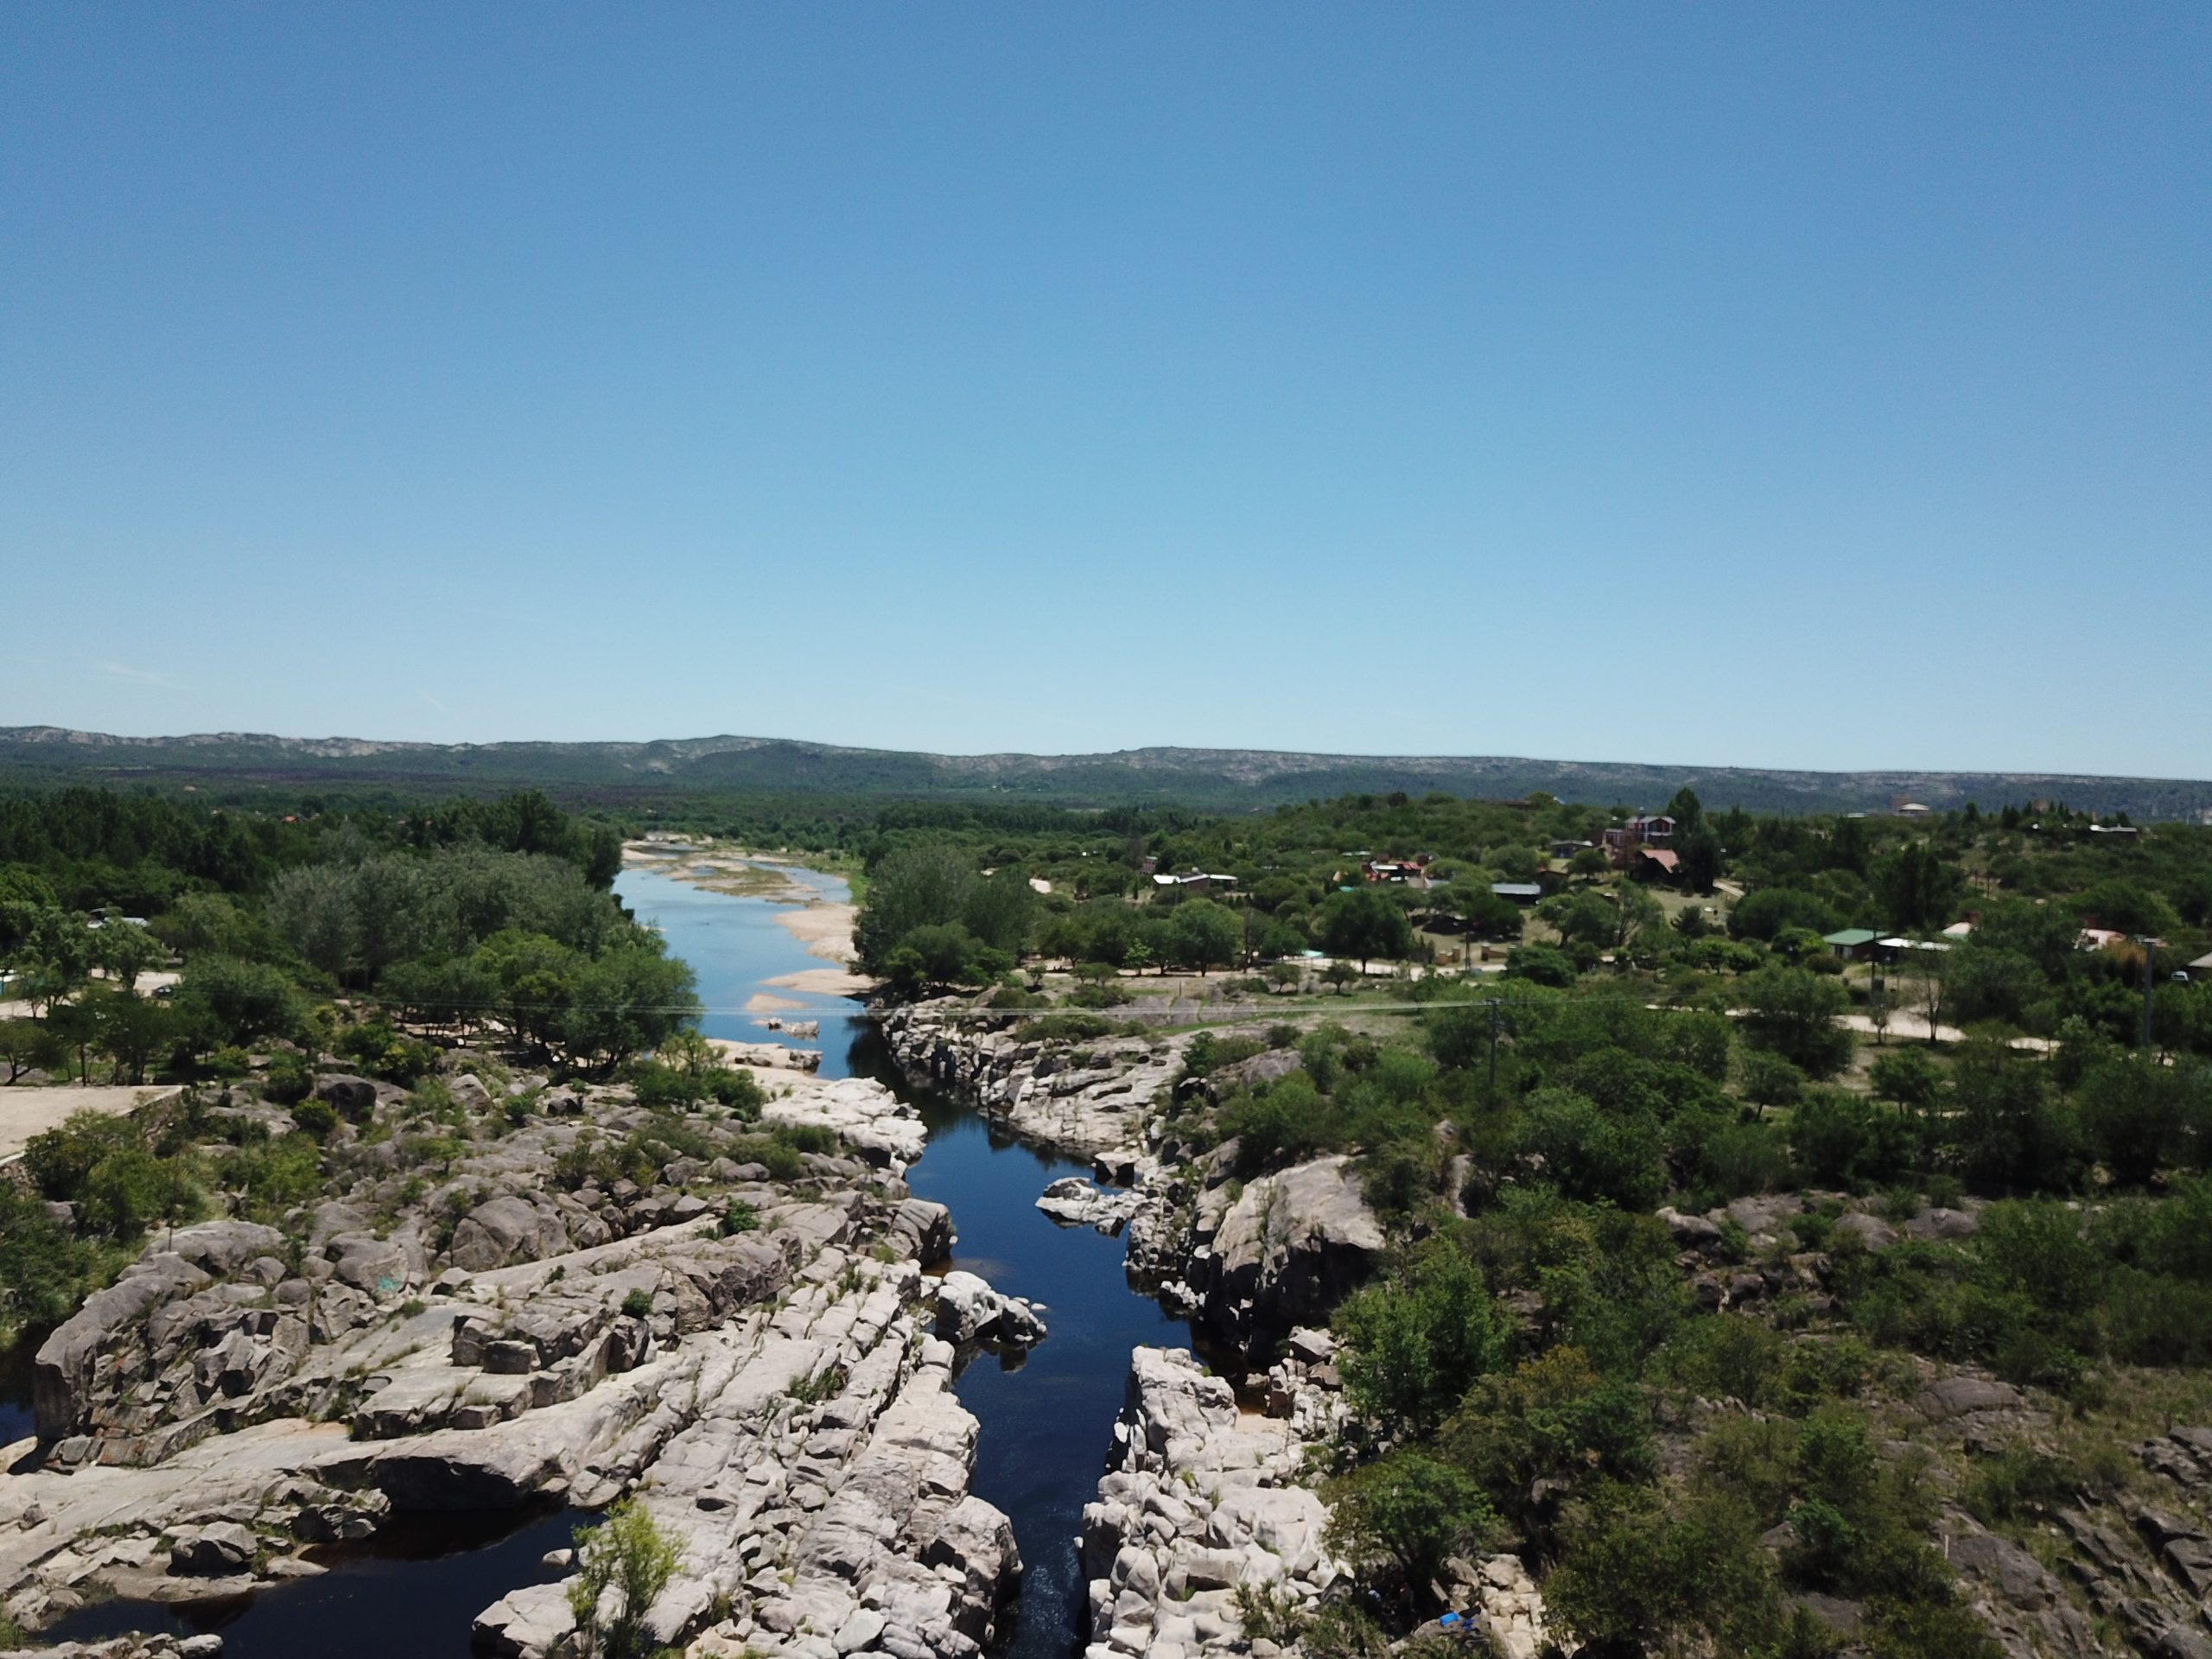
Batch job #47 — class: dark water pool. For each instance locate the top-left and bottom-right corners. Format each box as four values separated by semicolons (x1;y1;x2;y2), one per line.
36;869;1185;1659
46;1507;588;1652
0;1336;36;1446
847;1027;1195;1659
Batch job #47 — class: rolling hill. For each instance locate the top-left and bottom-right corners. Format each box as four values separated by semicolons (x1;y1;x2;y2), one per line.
2;726;2207;819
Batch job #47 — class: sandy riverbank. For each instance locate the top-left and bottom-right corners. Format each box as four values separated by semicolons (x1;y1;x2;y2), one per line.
624;839;880;996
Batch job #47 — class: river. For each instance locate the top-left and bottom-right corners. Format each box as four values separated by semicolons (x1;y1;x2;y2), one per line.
48;860;1188;1659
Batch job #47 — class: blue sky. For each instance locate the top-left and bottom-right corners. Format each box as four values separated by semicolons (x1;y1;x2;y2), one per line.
3;5;2206;776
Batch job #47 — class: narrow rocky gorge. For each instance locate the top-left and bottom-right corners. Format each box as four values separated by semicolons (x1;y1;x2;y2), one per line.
881;998;1408;1659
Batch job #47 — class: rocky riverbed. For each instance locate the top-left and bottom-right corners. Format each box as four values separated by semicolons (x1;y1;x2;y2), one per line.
881;997;1403;1659
0;1059;1027;1659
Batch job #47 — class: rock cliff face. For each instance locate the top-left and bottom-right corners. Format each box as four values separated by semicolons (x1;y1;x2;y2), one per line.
1179;1156;1384;1362
0;1064;1023;1659
880;1002;1188;1160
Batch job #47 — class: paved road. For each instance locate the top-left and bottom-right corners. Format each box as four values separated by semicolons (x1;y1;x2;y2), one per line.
0;1084;183;1165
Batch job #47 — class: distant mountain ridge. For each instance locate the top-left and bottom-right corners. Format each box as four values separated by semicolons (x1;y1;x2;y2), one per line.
3;725;2208;819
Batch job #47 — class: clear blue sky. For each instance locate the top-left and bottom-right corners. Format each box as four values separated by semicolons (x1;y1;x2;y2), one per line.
3;5;2206;777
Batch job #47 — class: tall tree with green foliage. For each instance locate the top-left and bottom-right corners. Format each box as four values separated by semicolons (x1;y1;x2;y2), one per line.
1319;887;1416;971
1736;965;1855;1078
1335;1240;1503;1434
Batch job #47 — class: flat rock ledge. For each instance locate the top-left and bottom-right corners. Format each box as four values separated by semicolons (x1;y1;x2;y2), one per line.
1037;1177;1141;1236
3;1164;1018;1659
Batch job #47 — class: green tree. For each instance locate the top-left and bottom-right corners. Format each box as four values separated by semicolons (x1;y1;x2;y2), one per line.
1547;1484;1782;1657
93;919;167;991
1677;826;1724;893
2077;1055;2202;1187
1569;846;1611;881
0;1180;100;1338
89;987;175;1084
559;941;700;1077
1334;1240;1503;1434
1869;1046;1944;1116
1665;787;1706;838
14;907;97;1014
1736;1047;1806;1120
855;842;977;971
1450;883;1522;940
1789;1090;1916;1190
1325;1450;1497;1605
1170;899;1243;975
0;1017;62;1084
1517;1087;1668;1209
151;893;265;960
1319;888;1416;970
175;955;309;1050
567;1497;682;1659
1950;1040;2084;1195
961;868;1039;957
1737;966;1855;1078
1873;843;1962;933
0;869;58;952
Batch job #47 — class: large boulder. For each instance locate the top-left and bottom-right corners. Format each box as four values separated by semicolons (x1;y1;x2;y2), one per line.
448;1195;571;1273
170;1521;257;1575
1036;1177;1140;1236
931;1271;1047;1349
1195;1154;1383;1354
1206;1048;1304;1097
328;1234;411;1297
474;1581;576;1659
165;1219;287;1277
312;1073;379;1121
34;1253;213;1435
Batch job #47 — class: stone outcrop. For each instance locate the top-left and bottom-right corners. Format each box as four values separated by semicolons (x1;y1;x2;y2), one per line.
1037;1177;1141;1236
762;1075;927;1173
1079;1347;1341;1659
880;1002;1190;1160
1179;1155;1383;1358
929;1271;1048;1350
0;1063;1025;1659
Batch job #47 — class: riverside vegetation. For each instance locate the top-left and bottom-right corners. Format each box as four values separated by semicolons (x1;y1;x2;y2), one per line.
5;781;2212;1659
849;788;2212;1659
0;788;1021;1659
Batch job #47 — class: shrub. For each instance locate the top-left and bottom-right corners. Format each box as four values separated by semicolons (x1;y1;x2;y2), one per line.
1334;1239;1503;1434
1325;1449;1497;1604
263;1052;314;1106
1017;1011;1118;1044
1789;1091;1917;1192
1503;944;1577;987
1964;1444;2083;1525
567;1497;681;1659
1517;1088;1667;1211
1218;1074;1338;1172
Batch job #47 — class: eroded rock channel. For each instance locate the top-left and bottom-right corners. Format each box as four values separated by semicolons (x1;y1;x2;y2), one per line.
0;864;1370;1659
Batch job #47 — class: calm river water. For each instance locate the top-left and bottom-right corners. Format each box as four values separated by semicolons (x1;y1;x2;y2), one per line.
47;861;1187;1659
